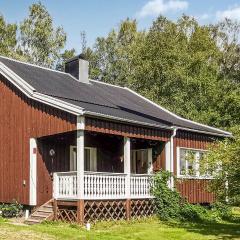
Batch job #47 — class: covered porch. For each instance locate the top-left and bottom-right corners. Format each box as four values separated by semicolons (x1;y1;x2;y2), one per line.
52;130;163;200
37;128;167;202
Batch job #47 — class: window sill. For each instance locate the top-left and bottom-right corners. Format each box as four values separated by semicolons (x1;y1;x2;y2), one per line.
177;175;214;180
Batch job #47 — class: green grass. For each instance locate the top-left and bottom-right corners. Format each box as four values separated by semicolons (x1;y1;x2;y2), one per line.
0;217;240;240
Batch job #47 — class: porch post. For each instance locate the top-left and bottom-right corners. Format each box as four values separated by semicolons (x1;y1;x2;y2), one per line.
124;137;131;220
77;130;84;199
76;116;85;224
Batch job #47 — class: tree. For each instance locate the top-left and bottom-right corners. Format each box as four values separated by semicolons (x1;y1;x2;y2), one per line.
0;15;18;57
56;48;76;71
89;18;145;86
213;18;240;84
89;15;240;130
202;127;240;205
19;2;66;68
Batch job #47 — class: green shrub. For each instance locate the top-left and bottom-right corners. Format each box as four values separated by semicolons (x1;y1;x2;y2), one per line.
0;201;23;218
152;170;234;223
153;171;182;220
180;203;211;222
211;202;233;221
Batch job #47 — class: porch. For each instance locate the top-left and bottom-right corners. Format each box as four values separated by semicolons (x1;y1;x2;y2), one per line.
36;127;166;204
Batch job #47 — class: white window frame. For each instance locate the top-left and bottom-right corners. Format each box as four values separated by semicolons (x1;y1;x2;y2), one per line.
131;148;153;174
70;145;97;172
177;147;212;179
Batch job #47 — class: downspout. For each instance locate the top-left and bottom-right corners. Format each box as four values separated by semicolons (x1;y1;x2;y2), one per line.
170;127;177;190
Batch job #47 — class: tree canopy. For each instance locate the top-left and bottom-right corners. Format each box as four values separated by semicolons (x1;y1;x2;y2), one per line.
88;16;240;131
0;15;18;58
19;2;66;68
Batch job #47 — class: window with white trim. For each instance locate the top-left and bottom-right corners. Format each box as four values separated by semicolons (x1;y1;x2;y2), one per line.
70;146;97;172
178;147;209;178
131;148;152;174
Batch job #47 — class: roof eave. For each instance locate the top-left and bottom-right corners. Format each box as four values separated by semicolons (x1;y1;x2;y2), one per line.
0;62;84;116
174;126;232;138
84;110;173;131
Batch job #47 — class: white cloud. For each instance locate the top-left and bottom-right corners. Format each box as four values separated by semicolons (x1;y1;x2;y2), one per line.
216;6;240;21
137;0;189;18
198;13;210;21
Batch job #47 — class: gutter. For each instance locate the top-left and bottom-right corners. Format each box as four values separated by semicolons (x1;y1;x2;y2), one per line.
175;126;232;138
170;127;178;189
84;110;173;131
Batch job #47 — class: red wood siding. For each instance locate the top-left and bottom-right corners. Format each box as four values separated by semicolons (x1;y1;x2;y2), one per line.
153;143;166;171
176;179;215;204
174;130;217;203
37;133;76;205
0;75;76;205
85;117;171;141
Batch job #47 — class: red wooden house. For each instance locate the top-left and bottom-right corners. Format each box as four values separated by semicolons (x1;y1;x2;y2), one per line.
0;55;231;223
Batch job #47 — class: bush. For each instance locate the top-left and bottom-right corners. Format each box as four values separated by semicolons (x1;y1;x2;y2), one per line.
153;171;182;220
0;201;23;218
211;202;233;221
180;203;211;222
152;170;234;223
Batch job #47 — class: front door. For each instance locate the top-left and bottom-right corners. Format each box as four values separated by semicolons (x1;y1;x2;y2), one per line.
131;149;152;174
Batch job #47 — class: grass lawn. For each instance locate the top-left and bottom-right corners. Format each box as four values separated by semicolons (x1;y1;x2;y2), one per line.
0;217;240;240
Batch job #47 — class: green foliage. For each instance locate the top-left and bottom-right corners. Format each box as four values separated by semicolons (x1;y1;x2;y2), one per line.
211;202;233;221
153;171;235;223
201;127;240;205
89;18;145;86
88;16;240;130
19;2;66;68
180;203;211;222
0;15;18;58
0;201;23;218
153;171;181;220
56;48;76;71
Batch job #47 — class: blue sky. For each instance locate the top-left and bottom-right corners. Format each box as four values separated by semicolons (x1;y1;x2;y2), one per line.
0;0;240;52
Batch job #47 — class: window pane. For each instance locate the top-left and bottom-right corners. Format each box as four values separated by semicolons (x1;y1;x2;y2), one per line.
187;151;196;176
180;149;187;175
131;149;148;174
84;149;90;171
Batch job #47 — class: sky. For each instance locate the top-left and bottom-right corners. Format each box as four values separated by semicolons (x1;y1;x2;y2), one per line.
0;0;240;52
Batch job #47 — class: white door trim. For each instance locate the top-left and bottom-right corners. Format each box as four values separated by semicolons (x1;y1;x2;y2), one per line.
29;138;37;206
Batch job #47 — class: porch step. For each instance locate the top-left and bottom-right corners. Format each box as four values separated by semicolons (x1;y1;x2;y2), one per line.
25;199;54;225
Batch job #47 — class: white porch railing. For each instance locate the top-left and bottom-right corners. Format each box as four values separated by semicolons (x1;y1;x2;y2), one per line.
53;171;153;200
84;172;127;199
53;172;77;200
130;174;153;199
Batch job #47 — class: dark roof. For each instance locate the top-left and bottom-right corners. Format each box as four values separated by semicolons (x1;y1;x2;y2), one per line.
0;56;231;136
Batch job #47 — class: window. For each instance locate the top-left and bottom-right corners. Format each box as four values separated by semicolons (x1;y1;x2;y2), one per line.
178;147;208;178
131;149;152;174
70;146;97;172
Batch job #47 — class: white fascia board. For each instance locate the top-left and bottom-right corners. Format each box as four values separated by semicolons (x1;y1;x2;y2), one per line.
0;62;84;116
84;110;173;131
125;87;232;137
33;92;84;115
174;126;232;138
0;62;35;95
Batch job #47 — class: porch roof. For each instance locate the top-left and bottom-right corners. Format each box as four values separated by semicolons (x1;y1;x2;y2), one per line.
0;56;231;137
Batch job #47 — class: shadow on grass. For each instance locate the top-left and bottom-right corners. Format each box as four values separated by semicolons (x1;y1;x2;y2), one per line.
166;221;240;240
